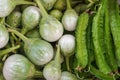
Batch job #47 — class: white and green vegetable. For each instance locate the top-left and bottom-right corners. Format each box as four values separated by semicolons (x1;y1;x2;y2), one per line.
0;18;9;49
43;45;61;80
58;34;75;71
8;28;54;66
0;0;36;17
21;6;41;34
35;0;64;42
62;0;78;31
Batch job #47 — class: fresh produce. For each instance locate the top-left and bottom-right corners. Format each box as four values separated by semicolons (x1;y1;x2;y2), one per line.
108;0;120;67
35;0;64;42
3;54;43;80
50;9;63;20
21;6;41;34
0;18;9;49
104;0;118;72
40;0;57;11
25;28;41;38
6;10;22;28
0;0;120;80
43;45;61;80
58;34;75;71
62;0;78;31
8;28;54;66
54;0;66;11
0;45;20;60
0;0;36;17
75;12;89;70
92;4;111;74
60;71;78;80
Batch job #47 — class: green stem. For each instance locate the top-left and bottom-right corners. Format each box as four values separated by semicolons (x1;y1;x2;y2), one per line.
34;70;44;78
15;0;36;6
65;56;71;71
66;0;72;9
21;28;27;35
8;28;30;43
54;45;61;68
11;33;18;41
0;45;20;56
90;65;115;80
35;0;48;18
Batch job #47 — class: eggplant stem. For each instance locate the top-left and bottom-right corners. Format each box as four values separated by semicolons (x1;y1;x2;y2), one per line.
54;45;61;68
35;0;48;18
65;56;71;72
34;70;44;78
8;28;30;43
21;28;27;35
0;45;20;58
66;0;72;9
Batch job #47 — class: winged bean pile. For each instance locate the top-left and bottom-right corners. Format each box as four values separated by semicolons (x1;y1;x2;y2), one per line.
0;0;120;80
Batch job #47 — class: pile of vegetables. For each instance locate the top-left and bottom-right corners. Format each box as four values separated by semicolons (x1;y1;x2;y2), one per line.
0;0;120;80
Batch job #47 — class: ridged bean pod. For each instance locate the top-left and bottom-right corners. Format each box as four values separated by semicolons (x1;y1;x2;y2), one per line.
75;12;89;70
92;5;111;74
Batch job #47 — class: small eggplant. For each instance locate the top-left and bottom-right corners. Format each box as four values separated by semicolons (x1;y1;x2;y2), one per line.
8;28;54;66
62;0;78;31
0;18;9;49
21;6;41;34
40;0;57;11
58;34;75;71
3;54;43;80
60;71;78;80
6;10;22;28
50;9;63;20
43;45;61;80
35;0;64;42
0;0;36;17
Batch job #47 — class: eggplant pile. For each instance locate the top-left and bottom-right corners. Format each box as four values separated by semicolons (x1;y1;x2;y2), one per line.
0;0;120;80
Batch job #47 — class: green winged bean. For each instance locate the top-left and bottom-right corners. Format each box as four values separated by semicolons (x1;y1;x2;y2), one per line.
92;5;111;74
75;12;89;70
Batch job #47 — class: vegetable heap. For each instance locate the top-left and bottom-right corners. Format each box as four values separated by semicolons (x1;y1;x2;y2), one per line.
0;0;120;80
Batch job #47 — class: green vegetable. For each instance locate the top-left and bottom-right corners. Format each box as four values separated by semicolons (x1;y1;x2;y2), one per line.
75;12;89;70
25;28;41;38
54;0;66;11
74;4;87;14
3;54;43;80
0;18;9;49
35;0;63;42
40;0;57;11
58;34;75;71
0;0;36;17
60;71;78;80
8;28;54;66
6;10;21;28
104;0;118;71
108;0;120;67
90;65;115;80
0;45;20;60
43;45;61;80
21;6;41;34
92;5;111;74
50;9;63;20
62;0;78;31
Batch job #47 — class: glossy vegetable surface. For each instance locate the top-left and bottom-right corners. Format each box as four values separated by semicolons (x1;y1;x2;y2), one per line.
0;18;9;49
35;0;64;42
3;54;35;80
8;28;54;66
0;0;36;17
